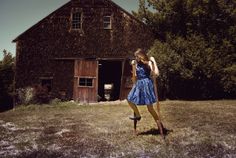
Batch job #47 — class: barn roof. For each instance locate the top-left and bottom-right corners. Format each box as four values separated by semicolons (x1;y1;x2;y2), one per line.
12;0;145;42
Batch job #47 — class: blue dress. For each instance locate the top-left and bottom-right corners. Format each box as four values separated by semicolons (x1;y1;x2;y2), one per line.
127;63;157;105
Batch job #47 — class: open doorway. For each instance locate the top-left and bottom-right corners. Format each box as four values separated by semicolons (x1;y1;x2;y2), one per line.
98;60;122;101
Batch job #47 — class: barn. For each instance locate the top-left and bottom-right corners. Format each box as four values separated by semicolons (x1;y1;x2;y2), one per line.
13;0;154;103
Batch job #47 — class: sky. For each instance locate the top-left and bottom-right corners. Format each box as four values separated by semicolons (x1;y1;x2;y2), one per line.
0;0;139;60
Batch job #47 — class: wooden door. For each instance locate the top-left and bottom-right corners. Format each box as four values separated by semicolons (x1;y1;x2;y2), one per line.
120;59;133;100
74;59;98;103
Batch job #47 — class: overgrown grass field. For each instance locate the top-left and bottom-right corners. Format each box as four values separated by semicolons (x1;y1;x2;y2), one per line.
0;100;236;158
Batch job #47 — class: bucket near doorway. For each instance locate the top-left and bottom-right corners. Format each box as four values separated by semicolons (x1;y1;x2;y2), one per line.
104;84;114;101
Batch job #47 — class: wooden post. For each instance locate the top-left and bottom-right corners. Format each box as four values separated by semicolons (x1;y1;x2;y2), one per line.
131;61;138;134
153;78;161;121
133;112;137;134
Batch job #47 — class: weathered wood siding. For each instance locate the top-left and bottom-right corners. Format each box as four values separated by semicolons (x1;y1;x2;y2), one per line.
53;60;74;99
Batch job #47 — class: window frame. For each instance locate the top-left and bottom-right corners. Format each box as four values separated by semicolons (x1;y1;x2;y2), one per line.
71;9;83;31
78;77;94;88
103;15;112;30
40;77;53;92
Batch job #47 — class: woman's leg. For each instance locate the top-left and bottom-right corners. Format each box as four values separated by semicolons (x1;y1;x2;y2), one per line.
147;105;164;138
156;101;164;128
127;101;141;117
156;102;161;119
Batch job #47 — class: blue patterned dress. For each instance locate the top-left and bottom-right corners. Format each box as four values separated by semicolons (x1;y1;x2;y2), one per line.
127;62;157;105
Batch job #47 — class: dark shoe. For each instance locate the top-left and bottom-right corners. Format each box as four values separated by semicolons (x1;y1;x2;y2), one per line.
129;116;141;121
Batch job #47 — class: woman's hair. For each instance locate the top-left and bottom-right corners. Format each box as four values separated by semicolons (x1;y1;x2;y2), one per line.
134;48;149;62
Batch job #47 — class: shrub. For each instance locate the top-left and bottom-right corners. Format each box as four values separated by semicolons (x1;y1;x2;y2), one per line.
16;85;51;105
17;87;34;105
50;98;62;105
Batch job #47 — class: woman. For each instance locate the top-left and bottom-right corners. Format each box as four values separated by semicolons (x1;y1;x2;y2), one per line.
127;49;164;138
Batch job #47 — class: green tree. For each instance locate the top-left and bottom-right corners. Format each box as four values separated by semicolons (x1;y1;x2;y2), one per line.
0;50;15;111
134;0;236;39
135;0;236;99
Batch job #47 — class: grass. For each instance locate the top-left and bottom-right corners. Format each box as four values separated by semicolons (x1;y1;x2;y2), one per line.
0;100;236;158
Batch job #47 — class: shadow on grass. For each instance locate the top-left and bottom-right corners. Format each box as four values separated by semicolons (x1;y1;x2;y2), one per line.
138;127;173;136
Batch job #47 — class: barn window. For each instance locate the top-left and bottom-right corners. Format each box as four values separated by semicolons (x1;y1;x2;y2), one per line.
71;11;82;29
40;78;53;92
78;77;93;87
103;16;112;29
